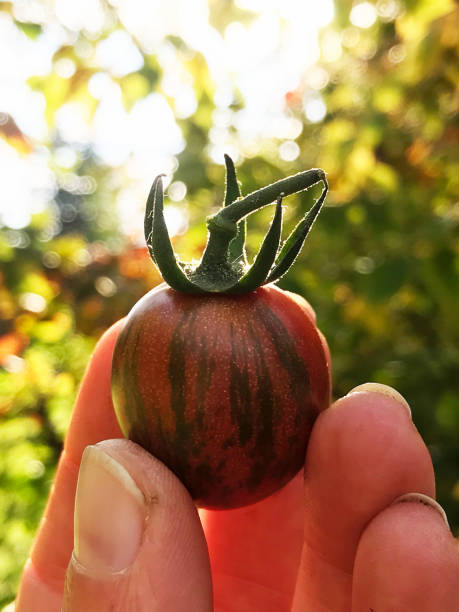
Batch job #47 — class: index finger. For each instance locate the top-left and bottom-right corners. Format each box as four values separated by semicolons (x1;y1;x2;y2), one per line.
16;320;124;611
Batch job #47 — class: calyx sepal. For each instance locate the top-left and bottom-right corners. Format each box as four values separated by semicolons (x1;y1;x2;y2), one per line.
144;155;328;294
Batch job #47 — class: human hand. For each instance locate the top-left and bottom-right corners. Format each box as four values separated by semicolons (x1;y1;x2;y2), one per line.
15;321;459;611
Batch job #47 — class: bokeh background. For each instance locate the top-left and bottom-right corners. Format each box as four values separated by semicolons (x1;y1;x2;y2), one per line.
0;0;458;605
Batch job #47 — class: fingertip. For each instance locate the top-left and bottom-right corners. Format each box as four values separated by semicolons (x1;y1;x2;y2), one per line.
309;384;432;507
330;382;413;426
73;444;146;575
311;383;421;483
64;439;213;611
392;492;449;528
352;495;459;611
294;383;435;610
345;382;412;419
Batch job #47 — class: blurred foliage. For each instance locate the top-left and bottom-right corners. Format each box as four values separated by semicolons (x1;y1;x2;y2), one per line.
0;0;458;606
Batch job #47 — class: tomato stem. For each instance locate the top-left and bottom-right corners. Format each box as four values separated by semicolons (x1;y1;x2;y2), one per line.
265;177;329;283
226;195;283;294
224;154;246;266
146;175;202;293
143;155;328;294
220;168;326;224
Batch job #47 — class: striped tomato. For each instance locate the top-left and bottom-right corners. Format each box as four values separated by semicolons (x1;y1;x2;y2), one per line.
111;155;331;509
112;283;330;509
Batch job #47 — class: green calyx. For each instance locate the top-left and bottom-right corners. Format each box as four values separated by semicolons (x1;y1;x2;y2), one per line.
144;154;328;294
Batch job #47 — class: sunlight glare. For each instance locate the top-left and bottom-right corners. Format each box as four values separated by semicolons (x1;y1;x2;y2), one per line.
54;146;78;168
54;58;76;78
96;30;144;77
92;95;130;165
88;72;120;100
350;2;378;29
279;140;300;162
303;96;327;123
0;143;55;229
164;205;188;236
54;0;107;33
168;181;187;202
55;102;92;144
321;31;342;62
236;0;333;27
128;94;185;156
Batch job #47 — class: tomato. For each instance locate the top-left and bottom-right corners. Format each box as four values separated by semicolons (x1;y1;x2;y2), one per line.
111;283;330;509
111;155;330;509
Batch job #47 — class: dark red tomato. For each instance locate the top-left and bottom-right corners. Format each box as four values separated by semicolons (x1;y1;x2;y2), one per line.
111;282;331;509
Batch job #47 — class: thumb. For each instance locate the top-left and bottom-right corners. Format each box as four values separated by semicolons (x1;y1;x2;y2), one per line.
63;439;213;612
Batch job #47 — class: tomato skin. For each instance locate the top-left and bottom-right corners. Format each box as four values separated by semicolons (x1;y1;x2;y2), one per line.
111;283;331;509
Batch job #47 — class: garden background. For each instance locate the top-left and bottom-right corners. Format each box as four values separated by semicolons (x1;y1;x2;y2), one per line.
0;0;458;606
